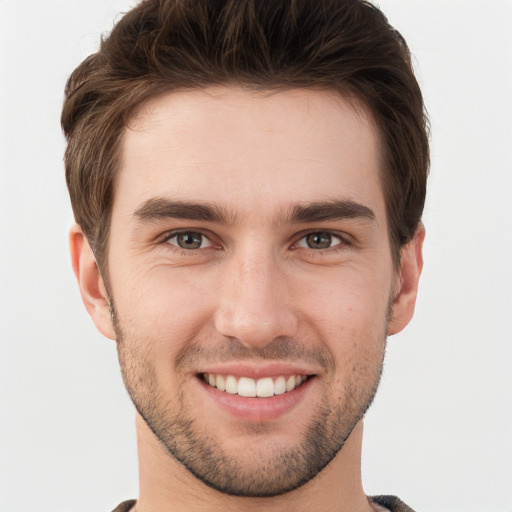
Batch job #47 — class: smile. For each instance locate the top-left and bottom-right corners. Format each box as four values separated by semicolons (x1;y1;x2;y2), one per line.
201;373;309;397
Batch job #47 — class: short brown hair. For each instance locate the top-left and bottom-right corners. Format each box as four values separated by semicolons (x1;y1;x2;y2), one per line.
62;0;429;272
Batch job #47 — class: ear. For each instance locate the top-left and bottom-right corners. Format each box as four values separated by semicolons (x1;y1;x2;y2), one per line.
388;224;425;335
69;224;116;340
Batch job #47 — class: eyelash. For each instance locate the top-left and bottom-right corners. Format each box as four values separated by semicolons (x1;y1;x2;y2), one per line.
161;229;217;255
293;230;349;251
160;229;352;256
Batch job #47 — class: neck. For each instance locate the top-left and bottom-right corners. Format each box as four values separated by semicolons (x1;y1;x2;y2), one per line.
135;414;373;512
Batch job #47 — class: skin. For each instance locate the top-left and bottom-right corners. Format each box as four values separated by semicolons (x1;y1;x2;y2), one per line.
70;87;424;512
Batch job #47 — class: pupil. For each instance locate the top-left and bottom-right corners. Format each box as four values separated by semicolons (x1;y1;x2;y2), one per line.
178;233;202;249
307;232;332;249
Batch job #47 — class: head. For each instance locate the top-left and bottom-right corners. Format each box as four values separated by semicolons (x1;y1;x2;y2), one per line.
62;0;429;277
63;0;428;501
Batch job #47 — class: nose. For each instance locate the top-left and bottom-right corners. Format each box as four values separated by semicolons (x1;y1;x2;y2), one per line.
213;248;298;348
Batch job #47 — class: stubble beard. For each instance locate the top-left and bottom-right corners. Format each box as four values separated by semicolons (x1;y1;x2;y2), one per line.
112;304;388;498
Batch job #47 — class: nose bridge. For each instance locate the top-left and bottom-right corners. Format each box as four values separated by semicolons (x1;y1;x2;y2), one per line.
214;241;297;347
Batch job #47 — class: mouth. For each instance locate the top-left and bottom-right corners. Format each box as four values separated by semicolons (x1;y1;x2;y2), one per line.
201;373;310;398
197;367;316;421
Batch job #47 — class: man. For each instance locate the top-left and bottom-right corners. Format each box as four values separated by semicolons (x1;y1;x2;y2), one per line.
62;0;428;510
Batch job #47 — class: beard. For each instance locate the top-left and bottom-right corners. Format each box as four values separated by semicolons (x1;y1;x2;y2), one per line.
112;303;387;497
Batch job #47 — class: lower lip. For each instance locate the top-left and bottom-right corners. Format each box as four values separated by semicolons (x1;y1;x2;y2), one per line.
198;377;313;422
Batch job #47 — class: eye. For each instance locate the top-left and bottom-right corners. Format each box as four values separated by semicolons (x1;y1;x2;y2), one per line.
166;231;212;250
296;232;343;250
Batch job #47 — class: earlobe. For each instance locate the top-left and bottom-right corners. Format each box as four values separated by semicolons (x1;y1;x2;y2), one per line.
69;224;116;340
388;224;425;336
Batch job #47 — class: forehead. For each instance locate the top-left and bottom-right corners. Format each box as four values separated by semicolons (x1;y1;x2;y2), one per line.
115;86;385;225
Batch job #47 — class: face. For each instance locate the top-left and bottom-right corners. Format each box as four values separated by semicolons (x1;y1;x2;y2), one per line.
102;87;402;496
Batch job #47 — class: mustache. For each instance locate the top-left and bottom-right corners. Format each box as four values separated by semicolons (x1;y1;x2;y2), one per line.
175;336;334;372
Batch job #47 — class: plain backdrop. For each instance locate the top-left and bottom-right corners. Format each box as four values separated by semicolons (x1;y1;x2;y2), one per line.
1;1;511;511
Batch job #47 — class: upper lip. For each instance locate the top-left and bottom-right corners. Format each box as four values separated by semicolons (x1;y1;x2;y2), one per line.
196;362;318;379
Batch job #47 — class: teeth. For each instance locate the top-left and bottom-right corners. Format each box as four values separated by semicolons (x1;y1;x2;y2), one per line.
203;373;309;397
256;377;274;397
238;377;256;397
274;376;286;395
225;375;238;394
216;374;226;391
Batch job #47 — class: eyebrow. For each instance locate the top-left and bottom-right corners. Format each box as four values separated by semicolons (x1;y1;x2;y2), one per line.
134;198;235;223
133;197;375;225
285;200;376;224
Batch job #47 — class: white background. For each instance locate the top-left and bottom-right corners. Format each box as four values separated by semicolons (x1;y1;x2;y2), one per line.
1;1;511;511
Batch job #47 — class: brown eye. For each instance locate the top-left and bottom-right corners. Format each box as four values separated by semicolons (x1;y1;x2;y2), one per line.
297;232;342;250
167;232;211;250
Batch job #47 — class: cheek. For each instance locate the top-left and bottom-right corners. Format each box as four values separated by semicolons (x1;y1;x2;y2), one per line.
294;267;390;379
113;266;217;362
297;265;392;332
